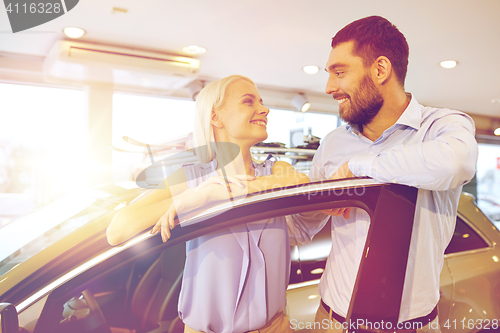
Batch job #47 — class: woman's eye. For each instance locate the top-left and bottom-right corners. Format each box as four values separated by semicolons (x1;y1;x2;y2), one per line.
244;99;253;105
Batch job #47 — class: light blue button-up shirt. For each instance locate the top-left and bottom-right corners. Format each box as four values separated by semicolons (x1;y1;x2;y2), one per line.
289;94;478;322
179;158;290;333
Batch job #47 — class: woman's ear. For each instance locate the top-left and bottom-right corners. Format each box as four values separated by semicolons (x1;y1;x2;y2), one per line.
372;56;391;85
211;110;224;128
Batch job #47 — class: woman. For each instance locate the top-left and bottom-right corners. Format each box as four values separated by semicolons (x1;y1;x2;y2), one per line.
107;75;309;333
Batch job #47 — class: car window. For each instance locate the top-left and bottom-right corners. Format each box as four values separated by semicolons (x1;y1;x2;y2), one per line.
0;184;142;276
0;198;104;276
444;216;489;255
290;221;332;284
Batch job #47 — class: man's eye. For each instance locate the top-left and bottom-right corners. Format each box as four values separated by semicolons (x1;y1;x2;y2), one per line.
336;71;344;76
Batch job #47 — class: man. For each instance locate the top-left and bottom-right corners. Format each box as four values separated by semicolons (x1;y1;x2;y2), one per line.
288;16;478;333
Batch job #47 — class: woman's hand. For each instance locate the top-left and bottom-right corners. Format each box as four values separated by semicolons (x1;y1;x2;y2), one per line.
151;202;178;242
150;175;255;242
150;187;194;242
150;187;196;242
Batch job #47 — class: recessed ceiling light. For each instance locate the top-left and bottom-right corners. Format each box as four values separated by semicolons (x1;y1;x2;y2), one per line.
63;27;85;39
64;27;85;39
440;60;457;69
491;98;500;104
182;45;206;55
303;65;319;74
494;128;500;136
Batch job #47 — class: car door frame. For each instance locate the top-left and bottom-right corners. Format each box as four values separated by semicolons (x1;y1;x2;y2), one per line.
10;178;418;333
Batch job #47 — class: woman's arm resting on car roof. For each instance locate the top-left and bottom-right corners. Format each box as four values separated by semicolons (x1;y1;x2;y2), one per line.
174;161;309;201
106;168;188;246
249;161;310;193
113;160;310;245
150;161;310;243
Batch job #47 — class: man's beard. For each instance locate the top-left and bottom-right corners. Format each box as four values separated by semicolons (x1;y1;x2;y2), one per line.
336;74;384;127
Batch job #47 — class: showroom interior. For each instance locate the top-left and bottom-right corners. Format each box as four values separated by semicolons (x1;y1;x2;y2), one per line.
1;0;500;236
1;2;500;332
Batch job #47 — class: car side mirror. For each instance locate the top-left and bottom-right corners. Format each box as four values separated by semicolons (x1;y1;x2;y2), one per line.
0;303;19;333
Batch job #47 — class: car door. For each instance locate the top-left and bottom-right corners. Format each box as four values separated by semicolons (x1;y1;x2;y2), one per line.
442;206;500;333
3;178;419;333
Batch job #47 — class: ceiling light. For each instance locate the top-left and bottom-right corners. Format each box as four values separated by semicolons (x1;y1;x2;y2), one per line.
111;7;128;14
494;128;500;136
303;65;319;74
440;60;457;69
63;27;85;39
182;45;207;55
310;268;324;274
292;93;311;112
187;80;205;101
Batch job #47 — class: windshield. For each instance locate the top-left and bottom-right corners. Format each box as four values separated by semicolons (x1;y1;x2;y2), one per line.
0;183;142;276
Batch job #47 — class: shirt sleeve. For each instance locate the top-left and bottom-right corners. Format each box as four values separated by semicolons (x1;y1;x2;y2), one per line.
348;113;478;191
287;145;330;246
287;212;330;246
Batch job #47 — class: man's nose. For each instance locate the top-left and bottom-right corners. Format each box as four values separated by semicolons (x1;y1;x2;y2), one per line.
325;75;339;95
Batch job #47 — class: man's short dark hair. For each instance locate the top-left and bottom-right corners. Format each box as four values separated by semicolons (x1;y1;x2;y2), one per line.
332;16;409;86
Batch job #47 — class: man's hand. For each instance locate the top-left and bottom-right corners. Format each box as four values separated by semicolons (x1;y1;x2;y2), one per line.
321;207;351;219
330;161;355;180
321;162;355;219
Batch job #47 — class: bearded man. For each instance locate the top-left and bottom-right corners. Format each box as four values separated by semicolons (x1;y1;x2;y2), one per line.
288;16;478;333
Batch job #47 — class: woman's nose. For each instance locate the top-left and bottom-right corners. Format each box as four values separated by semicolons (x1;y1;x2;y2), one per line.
259;105;270;115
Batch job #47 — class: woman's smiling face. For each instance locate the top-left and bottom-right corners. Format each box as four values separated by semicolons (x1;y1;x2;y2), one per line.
212;79;270;148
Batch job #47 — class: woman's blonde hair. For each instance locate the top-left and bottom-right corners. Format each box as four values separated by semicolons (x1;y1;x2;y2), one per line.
193;74;255;163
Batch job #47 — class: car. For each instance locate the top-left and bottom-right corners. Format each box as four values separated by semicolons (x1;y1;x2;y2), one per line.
477;194;500;229
0;179;498;333
287;192;500;332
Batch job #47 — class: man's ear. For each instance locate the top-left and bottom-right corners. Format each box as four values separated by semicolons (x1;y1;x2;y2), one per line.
372;56;391;85
211;110;224;128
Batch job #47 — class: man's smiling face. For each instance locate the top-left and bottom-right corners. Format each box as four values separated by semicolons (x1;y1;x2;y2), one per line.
325;41;384;127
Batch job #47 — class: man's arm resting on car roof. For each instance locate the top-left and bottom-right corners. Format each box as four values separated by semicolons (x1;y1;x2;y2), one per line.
348;113;478;191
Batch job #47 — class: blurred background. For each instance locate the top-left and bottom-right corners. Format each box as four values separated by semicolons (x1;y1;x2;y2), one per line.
1;0;499;228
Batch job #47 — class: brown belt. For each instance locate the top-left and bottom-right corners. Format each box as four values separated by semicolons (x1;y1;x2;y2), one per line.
320;299;438;326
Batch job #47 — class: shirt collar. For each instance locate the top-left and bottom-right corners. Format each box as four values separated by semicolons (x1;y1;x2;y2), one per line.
345;123;358;135
395;93;421;130
345;93;421;135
